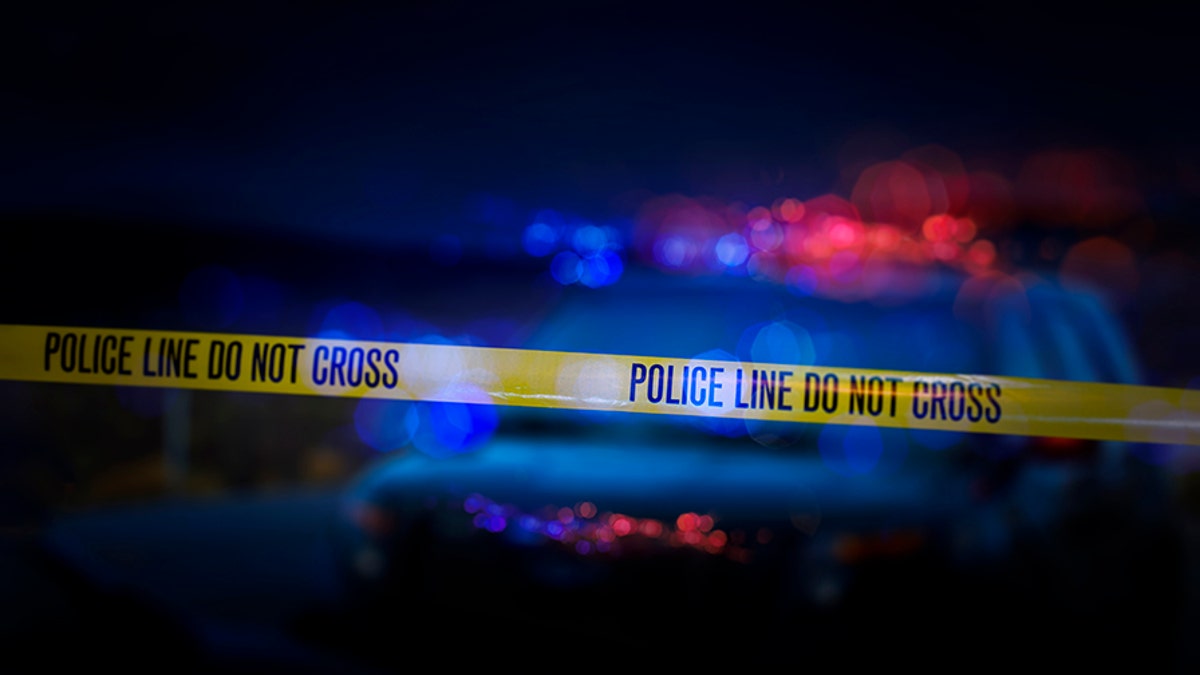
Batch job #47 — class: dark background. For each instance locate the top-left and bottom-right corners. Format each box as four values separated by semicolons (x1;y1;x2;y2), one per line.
3;2;1197;236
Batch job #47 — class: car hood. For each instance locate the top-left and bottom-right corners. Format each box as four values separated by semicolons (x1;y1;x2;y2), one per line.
348;435;971;529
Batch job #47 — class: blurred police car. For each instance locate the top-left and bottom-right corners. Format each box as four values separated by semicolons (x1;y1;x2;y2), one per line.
330;267;1181;665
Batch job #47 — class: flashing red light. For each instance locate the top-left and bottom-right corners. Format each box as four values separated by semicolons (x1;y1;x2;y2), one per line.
612;516;634;537
828;218;863;249
677;512;699;532
639;519;664;538
922;214;955;242
965;240;996;271
777;198;806;223
870;225;902;250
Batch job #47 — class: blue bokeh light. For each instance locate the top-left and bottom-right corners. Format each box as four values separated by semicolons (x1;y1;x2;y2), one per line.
353;399;420;452
550;251;583;285
578;250;624;288
409;396;500;458
715;232;750;267
571;224;607;256
523;222;559;257
654;235;696;268
744;320;816;365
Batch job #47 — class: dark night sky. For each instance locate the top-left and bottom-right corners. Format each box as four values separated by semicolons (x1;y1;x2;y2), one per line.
2;2;1196;246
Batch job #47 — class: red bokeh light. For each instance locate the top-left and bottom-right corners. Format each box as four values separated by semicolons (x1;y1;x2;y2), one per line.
677;512;699;532
639;519;664;538
611;516;634;537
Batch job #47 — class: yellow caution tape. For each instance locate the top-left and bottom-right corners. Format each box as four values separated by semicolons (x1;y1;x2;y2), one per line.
1;324;1198;446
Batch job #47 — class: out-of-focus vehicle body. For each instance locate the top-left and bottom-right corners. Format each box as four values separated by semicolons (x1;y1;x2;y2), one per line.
331;268;1180;666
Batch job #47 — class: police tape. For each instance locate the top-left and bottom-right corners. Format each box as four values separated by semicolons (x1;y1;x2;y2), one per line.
1;323;1198;446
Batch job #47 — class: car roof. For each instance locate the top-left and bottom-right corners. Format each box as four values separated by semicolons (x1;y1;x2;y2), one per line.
523;267;1135;383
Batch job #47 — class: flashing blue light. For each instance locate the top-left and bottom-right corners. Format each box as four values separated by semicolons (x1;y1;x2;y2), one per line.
473;513;489;529
353;399;420;452
519;515;541;531
572;224;607;256
179;266;244;329
654;235;694;268
715;232;750;267
746;320;816;365
411;399;499;457
578;250;623;288
546;521;564;538
550;251;583;285
575;540;592;555
523;222;558;257
464;494;484;513
486;516;507;533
